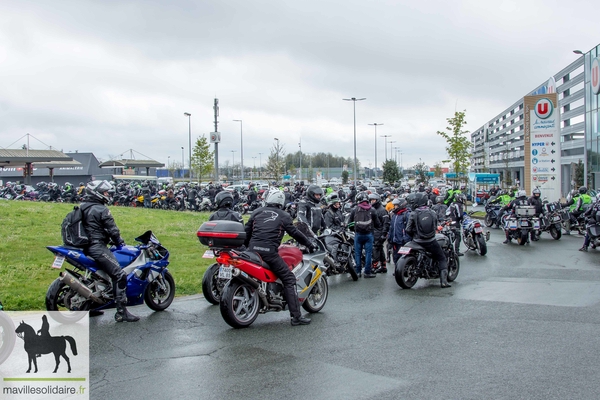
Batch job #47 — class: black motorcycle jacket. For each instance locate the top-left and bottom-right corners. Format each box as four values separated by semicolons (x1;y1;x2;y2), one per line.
80;197;123;245
247;189;258;203
209;208;243;224
297;198;325;234
244;205;312;253
372;202;390;241
528;196;543;215
324;207;344;231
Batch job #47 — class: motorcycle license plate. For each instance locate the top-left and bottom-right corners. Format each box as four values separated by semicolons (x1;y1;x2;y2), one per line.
398;247;411;255
533;222;540;229
218;266;233;279
51;256;65;269
520;221;529;227
509;221;517;229
474;227;483;233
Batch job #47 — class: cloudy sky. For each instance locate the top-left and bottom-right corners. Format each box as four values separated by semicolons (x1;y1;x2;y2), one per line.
0;0;597;172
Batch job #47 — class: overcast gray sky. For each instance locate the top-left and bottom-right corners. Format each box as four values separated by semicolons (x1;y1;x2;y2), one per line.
0;0;597;172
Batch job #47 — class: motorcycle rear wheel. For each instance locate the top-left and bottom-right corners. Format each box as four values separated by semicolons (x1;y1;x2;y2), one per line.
517;230;528;246
447;254;460;282
549;225;561;240
144;271;175;311
302;275;328;313
394;256;419;289
476;235;487;256
220;280;260;329
0;312;16;366
45;278;90;324
201;263;222;305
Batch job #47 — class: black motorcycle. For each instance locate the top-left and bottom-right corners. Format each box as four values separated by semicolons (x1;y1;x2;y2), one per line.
319;227;359;281
537;201;562;240
394;222;460;289
484;201;503;228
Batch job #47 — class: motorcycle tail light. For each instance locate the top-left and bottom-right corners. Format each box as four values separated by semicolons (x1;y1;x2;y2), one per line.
474;222;481;228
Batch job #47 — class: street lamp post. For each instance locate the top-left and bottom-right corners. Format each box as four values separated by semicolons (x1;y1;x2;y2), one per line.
233;119;244;183
343;97;366;184
258;153;262;179
388;141;396;161
252;156;257;180
368;123;383;179
381;135;392;160
298;139;302;182
573;49;587;187
274;138;280;182
184;112;192;183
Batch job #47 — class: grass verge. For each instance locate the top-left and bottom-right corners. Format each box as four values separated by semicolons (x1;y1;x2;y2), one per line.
0;201;217;311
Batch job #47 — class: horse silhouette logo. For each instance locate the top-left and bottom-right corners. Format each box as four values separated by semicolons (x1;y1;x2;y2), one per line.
14;315;78;373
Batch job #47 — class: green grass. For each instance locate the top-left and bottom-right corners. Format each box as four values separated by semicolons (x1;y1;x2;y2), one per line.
0;201;219;311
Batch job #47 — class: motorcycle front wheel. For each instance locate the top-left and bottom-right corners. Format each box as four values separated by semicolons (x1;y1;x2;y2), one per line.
447;254;460;282
476;235;487;256
484;214;494;228
220;280;260;329
394;256;419;289
302;275;328;313
549;225;561;240
0;312;16;366
201;263;222;305
45;278;90;324
144;271;175;311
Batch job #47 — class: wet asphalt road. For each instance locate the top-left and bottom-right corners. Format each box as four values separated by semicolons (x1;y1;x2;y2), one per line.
89;225;600;400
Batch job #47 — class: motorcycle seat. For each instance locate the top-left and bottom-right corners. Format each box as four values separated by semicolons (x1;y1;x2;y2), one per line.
236;251;270;269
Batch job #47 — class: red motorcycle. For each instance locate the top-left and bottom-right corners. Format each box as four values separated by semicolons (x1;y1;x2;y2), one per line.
197;221;329;328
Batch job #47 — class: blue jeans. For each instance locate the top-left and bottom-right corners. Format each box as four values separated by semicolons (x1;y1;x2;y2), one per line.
354;232;374;274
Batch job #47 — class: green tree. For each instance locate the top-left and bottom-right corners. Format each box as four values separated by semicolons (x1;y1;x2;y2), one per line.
342;170;349;184
575;159;585;187
265;141;286;181
437;110;471;180
191;135;214;183
413;162;427;183
382;160;401;183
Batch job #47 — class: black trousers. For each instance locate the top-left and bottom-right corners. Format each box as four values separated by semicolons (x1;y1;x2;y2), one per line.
415;240;448;272
257;250;301;318
372;236;387;266
85;244;127;304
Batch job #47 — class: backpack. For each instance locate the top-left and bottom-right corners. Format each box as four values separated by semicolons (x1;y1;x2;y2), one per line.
354;206;373;234
61;205;90;247
414;208;436;240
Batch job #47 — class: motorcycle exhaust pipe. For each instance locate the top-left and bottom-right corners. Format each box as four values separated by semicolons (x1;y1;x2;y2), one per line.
324;254;336;268
59;271;105;304
485;231;491;242
231;268;277;309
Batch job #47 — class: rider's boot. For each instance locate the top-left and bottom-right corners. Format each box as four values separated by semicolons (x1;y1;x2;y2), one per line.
440;269;451;288
579;245;588;252
503;231;511;244
115;303;139;322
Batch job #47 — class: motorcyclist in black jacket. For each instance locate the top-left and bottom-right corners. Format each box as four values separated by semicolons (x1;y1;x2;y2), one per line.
209;191;243;224
528;187;543;241
244;189;317;326
80;180;139;322
446;193;466;256
297;185;325;234
369;193;390;273
323;195;344;231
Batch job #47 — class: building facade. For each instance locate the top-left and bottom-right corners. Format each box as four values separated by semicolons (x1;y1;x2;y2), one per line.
585;44;600;189
471;50;589;196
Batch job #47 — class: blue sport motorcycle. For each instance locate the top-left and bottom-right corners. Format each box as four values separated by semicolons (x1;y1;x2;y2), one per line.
45;231;175;323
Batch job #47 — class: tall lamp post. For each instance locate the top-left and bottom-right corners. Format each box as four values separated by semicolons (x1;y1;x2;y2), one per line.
388;141;396;161
343;97;366;183
298;139;302;182
258;152;262;179
381;135;392;160
252;156;257;180
274;138;280;182
184;112;192;183
233;119;244;183
368;123;383;179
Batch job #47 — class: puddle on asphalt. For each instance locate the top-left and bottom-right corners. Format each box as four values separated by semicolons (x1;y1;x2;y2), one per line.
454;278;600;307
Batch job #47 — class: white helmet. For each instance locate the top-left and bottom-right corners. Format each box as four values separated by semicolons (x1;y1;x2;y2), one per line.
517;190;526;198
265;189;285;208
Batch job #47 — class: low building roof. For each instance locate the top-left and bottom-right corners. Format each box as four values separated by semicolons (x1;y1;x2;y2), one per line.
0;149;73;168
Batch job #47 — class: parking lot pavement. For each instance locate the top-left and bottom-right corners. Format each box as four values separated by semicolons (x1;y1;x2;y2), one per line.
90;228;600;400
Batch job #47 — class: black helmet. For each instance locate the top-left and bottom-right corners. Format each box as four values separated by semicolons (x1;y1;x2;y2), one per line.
406;193;418;209
579;186;587;194
532;187;541;197
215;191;234;209
85;180;113;204
306;185;324;203
392;198;407;209
355;191;369;204
415;192;428;208
349;185;355;190
435;196;444;204
368;193;381;203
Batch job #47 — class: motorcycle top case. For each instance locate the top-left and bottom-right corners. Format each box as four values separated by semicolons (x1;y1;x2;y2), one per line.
197;220;246;248
515;205;536;217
